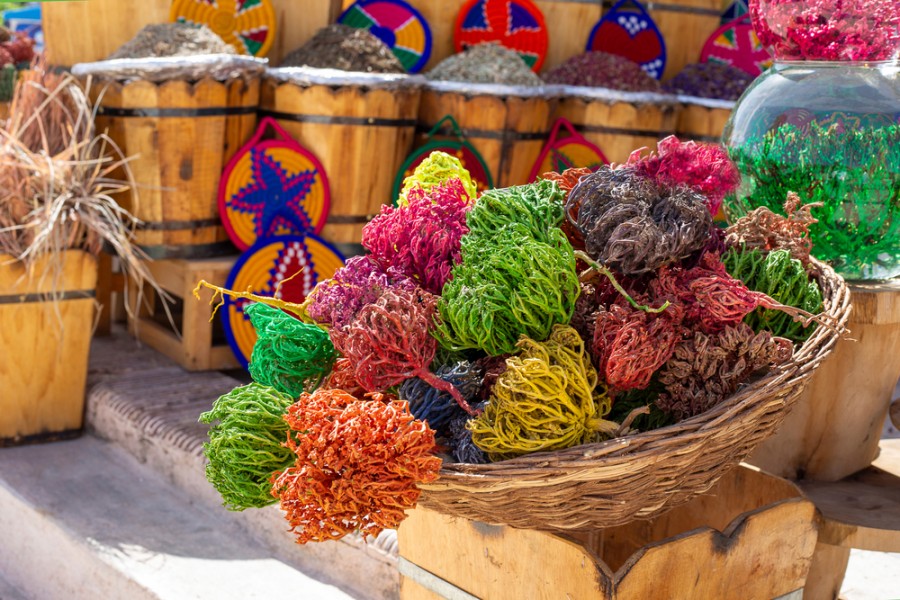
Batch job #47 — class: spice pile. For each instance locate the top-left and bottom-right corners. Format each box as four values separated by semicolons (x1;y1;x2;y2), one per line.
198;144;828;543
426;43;542;86
663;62;755;100
280;24;405;73
108;23;235;59
542;51;661;92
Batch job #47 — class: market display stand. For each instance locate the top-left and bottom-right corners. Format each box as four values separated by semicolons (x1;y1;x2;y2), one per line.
749;281;900;599
399;466;817;600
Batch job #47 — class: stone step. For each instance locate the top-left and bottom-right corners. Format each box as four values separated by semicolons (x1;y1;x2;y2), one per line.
85;334;399;600
0;435;352;600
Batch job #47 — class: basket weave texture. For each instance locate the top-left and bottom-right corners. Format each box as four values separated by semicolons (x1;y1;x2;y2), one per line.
419;258;851;532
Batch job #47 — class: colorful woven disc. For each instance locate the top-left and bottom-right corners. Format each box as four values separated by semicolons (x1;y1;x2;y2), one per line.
454;0;549;72
338;0;433;73
222;235;345;368
170;0;277;57
721;0;749;25
587;0;666;80
219;117;330;251
529;118;608;182
700;16;772;77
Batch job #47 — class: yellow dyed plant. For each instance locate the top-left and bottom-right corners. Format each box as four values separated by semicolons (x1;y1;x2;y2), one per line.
470;325;618;460
398;150;478;205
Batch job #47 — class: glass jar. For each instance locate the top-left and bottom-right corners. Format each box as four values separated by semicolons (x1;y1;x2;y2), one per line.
723;0;900;281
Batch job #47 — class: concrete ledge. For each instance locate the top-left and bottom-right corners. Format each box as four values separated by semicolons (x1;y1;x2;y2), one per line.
86;334;400;600
0;437;352;600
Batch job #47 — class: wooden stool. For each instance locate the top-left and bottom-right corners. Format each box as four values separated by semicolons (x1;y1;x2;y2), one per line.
749;281;900;599
751;280;900;481
126;256;240;372
399;466;817;600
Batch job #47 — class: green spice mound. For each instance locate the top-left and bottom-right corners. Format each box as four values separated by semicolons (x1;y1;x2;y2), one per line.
723;248;823;342
199;383;295;511
427;43;542;87
108;23;235;59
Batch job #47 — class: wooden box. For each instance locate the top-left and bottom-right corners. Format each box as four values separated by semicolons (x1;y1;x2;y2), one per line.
399;465;817;600
0;251;97;445
126;256;240;372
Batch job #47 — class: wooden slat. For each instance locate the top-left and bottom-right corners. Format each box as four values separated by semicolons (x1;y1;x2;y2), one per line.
399;466;817;600
0;252;98;441
127;256;240;372
750;283;900;481
801;439;900;553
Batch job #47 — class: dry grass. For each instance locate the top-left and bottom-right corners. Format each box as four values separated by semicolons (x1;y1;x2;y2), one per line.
0;61;162;310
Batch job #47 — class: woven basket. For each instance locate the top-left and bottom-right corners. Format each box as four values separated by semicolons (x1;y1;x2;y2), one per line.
419;258;851;532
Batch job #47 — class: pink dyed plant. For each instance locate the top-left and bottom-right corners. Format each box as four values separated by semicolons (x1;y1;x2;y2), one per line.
306;255;416;328
625;136;740;216
362;178;472;295
750;0;900;61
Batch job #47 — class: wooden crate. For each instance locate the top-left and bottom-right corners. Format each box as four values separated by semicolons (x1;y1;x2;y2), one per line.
127;256;240;372
399;465;817;600
0;251;97;445
675;98;734;143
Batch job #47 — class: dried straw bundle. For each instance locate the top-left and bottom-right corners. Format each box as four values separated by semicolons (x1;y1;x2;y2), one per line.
0;62;154;297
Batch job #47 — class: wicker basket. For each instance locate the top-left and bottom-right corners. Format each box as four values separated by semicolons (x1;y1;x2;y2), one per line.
419;259;851;532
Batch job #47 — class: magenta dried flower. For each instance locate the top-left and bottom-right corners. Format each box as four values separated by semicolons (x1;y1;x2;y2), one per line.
750;0;900;61
362;177;472;294
625;136;740;216
306;256;416;328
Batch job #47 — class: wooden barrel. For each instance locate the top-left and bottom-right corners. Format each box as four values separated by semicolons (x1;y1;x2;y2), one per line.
0;251;97;446
418;81;556;188
554;86;679;164
42;0;171;67
92;75;260;259
260;69;423;250
674;96;734;143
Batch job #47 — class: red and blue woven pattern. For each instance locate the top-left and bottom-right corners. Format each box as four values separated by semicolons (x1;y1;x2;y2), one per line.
454;0;549;72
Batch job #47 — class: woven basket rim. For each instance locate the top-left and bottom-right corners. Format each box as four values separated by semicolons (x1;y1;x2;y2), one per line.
426;256;851;481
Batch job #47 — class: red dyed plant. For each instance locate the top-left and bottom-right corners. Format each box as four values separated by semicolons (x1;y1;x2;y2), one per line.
272;389;441;544
625;136;740;216
592;302;684;391
330;287;476;414
652;253;817;334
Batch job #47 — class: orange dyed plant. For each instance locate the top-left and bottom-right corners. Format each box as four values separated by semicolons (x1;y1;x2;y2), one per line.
271;389;441;544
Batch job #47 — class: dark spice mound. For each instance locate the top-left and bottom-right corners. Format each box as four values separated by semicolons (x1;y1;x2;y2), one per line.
542;51;661;92
280;24;405;73
108;23;235;59
663;62;755;101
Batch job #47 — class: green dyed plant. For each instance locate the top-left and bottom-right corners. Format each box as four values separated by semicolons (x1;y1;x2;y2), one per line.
726;121;900;280
723;248;823;342
465;179;564;244
199;383;295;511
436;223;579;356
247;302;336;398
